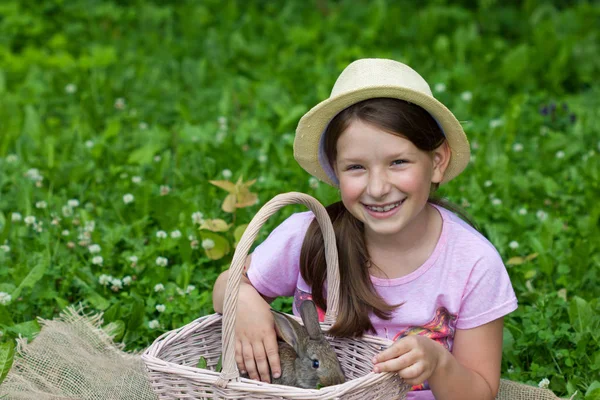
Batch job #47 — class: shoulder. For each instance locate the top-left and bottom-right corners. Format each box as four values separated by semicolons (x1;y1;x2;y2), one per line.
434;204;503;266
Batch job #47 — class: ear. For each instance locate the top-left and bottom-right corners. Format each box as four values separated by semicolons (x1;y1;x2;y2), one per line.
299;301;324;340
271;310;306;354
431;141;451;184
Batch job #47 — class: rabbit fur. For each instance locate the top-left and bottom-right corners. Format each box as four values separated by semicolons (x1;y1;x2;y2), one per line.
242;300;345;389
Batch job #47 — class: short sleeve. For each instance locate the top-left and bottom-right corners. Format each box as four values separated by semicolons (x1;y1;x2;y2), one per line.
247;211;315;299
456;248;518;330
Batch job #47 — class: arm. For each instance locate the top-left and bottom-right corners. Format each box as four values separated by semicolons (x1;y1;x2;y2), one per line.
212;255;281;383
373;317;504;400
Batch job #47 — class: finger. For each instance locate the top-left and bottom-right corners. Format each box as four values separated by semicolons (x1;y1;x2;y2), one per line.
241;341;259;381
252;342;271;383
373;340;410;364
372;352;413;373
398;362;427;386
264;335;281;379
235;340;246;375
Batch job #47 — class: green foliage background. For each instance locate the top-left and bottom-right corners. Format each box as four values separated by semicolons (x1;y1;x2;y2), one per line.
1;0;600;397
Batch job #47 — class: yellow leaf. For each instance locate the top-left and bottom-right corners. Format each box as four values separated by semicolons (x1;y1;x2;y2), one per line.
222;193;237;213
525;253;539;261
236;191;258;208
199;219;231;232
506;257;525;266
209;180;236;193
200;232;230;260
233;224;249;248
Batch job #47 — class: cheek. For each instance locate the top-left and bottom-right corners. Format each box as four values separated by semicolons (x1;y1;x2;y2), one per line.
338;177;363;202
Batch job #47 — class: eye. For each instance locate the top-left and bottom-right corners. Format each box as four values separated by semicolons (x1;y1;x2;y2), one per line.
392;159;408;166
312;359;320;369
346;164;363;171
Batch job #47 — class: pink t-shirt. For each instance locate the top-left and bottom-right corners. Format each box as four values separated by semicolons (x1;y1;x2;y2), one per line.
248;205;518;399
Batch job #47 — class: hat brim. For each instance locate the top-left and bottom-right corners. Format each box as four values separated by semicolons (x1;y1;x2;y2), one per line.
294;86;470;186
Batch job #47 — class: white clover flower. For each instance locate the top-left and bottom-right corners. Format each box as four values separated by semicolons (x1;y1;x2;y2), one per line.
540;126;549;136
218;116;227;126
258;176;266;183
148;320;160;329
88;244;101;254
68;199;80;208
139;122;148;130
471;141;479;150
92;256;103;265
538;378;550;389
156;304;166;313
308;177;319;189
123;194;134;204
123;276;132;286
512;143;523;152
492;198;502;206
6;154;18;163
555;150;565;159
62;230;70;236
434;83;446;93
24;216;36;225
160;185;170;196
25;168;43;181
484;180;493;187
258;154;268;163
131;176;142;184
507;366;514;374
460;91;472;102
120;172;128;179
0;292;12;306
114;97;126;110
110;278;123;291
509;241;519;249
35;201;47;209
129;255;138;264
170;230;182;239
62;205;74;217
84;221;95;233
489;119;504;129
222;169;232;179
156;257;168;267
65;83;77;94
176;287;185;296
186;285;195;294
11;212;22;222
98;274;112;286
156;230;167;239
0;245;10;252
85;140;94;148
536;210;548;221
191;212;204;225
154;283;165;292
518;208;528;216
153;155;161;162
202;239;215;250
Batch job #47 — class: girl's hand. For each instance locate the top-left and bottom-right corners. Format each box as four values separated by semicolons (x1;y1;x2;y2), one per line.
234;284;281;383
372;335;445;386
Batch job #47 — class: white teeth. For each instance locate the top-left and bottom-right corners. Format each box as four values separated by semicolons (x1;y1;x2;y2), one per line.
366;201;402;212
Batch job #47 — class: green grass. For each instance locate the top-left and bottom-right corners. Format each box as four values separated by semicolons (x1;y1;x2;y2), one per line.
0;0;599;398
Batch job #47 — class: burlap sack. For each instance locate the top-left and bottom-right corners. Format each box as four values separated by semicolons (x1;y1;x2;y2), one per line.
0;306;569;400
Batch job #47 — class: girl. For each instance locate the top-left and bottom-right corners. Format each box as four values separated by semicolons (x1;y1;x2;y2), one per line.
213;58;517;400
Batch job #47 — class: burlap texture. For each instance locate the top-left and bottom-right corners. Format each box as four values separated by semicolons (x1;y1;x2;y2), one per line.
0;305;157;400
0;306;569;400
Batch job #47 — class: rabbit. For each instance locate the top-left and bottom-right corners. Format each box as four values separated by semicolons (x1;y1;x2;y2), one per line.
241;300;345;389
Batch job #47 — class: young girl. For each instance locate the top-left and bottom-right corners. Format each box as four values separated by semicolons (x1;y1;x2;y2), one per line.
212;58;517;400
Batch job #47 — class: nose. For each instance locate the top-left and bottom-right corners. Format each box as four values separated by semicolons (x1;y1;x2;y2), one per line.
366;169;391;199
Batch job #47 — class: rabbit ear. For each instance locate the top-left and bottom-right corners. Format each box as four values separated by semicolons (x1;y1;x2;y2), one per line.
271;310;306;354
299;300;323;340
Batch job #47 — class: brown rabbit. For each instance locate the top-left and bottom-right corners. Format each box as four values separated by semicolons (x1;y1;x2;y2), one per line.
269;300;345;389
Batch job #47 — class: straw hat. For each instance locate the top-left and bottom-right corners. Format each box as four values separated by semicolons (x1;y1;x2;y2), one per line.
294;58;470;186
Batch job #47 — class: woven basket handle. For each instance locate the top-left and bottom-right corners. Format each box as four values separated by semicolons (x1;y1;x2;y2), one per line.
217;192;340;385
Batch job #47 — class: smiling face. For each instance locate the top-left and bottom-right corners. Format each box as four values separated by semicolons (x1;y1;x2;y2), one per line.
334;119;449;240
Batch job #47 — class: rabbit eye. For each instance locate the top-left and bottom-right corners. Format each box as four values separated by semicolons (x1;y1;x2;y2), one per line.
312;359;320;369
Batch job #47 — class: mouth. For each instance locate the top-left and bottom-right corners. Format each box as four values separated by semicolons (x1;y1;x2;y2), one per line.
363;199;405;213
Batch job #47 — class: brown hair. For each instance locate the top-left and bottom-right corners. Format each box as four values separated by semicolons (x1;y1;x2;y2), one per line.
300;98;475;337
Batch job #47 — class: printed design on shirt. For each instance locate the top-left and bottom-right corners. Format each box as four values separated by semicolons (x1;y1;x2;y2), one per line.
392;307;458;391
294;287;326;322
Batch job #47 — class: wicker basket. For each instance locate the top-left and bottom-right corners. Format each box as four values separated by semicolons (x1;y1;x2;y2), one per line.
142;192;410;399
